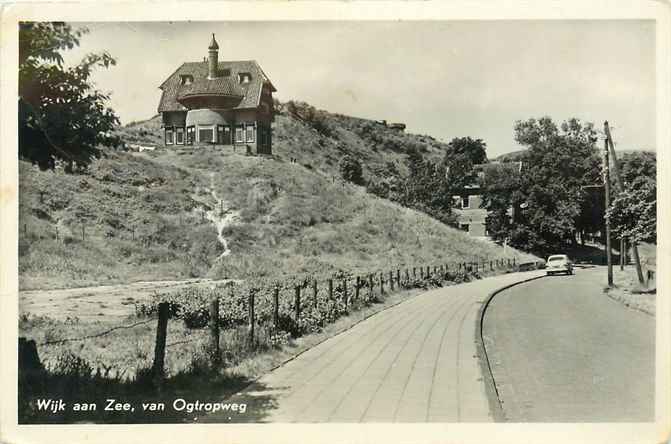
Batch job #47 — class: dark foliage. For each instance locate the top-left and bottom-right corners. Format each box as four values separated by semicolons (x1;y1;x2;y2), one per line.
482;117;602;255
339;155;365;185
19;22;121;171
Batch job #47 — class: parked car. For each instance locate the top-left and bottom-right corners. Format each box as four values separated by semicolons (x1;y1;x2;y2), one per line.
545;254;574;276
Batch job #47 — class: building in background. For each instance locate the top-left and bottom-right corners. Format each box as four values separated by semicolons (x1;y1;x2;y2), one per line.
157;34;276;154
453;161;522;237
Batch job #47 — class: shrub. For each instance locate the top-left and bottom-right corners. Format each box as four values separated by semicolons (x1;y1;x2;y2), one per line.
339;155;365;186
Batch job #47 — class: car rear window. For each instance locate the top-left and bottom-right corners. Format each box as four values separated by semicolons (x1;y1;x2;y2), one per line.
548;256;566;262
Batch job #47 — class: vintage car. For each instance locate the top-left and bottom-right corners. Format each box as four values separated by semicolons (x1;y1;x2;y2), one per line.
545;254;574;276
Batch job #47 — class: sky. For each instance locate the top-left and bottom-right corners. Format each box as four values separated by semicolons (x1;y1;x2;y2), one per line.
61;20;656;158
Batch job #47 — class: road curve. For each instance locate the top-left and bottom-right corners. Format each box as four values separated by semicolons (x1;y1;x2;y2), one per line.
482;266;655;422
204;271;544;423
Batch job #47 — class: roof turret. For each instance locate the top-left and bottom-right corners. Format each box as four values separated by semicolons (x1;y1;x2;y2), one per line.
208;33;219;50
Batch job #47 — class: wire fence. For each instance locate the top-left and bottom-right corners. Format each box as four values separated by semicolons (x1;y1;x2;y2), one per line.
22;256;525;383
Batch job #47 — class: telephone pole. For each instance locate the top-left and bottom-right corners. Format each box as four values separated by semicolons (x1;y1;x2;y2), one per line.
604;133;613;286
604;121;645;284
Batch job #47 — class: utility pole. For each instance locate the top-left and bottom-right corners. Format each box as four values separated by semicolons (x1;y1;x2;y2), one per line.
604;121;645;284
604;134;613;287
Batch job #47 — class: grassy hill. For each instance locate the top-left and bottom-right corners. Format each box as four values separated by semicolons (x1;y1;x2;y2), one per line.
117;101;450;181
19;103;537;290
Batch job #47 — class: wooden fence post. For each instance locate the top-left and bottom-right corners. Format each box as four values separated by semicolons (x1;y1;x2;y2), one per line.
313;280;318;308
273;286;280;330
490;260;493;271
389;271;394;291
355;276;360;300
396;269;401;287
368;274;374;299
413;267;417;279
328;279;334;300
343;279;348;309
152;302;169;383
248;290;255;346
210;295;220;361
294;286;301;323
405;268;410;283
380;273;384;294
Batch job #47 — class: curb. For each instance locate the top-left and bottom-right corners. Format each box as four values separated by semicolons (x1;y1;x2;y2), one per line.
474;273;547;422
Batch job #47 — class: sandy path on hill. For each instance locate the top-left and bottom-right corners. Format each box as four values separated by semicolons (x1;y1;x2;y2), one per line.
19;278;233;322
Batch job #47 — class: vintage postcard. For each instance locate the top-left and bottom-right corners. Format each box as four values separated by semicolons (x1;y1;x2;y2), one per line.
1;1;669;443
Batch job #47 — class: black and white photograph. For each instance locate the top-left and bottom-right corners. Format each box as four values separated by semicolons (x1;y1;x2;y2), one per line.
1;2;669;443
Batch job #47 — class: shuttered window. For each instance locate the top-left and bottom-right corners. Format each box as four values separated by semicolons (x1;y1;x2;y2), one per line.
245;123;255;143
165;128;174;145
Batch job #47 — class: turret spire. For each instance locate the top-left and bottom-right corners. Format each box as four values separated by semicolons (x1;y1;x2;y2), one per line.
208;33;219;79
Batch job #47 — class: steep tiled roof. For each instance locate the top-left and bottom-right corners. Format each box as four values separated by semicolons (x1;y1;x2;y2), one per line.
158;60;275;113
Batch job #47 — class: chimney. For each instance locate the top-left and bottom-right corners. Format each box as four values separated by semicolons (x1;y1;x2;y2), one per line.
208;33;219;79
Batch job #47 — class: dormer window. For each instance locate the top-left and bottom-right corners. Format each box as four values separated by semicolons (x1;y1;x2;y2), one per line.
238;73;252;84
180;75;193;85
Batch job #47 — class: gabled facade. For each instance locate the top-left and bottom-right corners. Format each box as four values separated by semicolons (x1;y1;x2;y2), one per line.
157;34;276;154
453;161;522;237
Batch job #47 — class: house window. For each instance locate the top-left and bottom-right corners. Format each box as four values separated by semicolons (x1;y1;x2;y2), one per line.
175;127;185;145
462;196;470;209
186;126;195;145
165;127;174;145
217;125;232;144
180;75;193;85
221;68;231;77
238;73;252;84
245;123;255;143
459;223;469;232
198;125;215;144
217;125;231;145
235;125;244;143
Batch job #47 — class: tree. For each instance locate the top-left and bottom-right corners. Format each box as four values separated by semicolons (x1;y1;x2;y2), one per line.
339;155;365;185
618;151;656;186
481;162;524;243
19;22;121;171
482;117;602;254
394;148;457;226
444;137;487;165
606;176;656;244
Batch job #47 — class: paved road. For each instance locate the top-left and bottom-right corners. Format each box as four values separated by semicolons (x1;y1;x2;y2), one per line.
482;266;655;422
204;271;544;423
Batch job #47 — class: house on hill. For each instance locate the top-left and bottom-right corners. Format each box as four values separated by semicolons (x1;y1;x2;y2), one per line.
453;161;522;237
157;34;276;154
